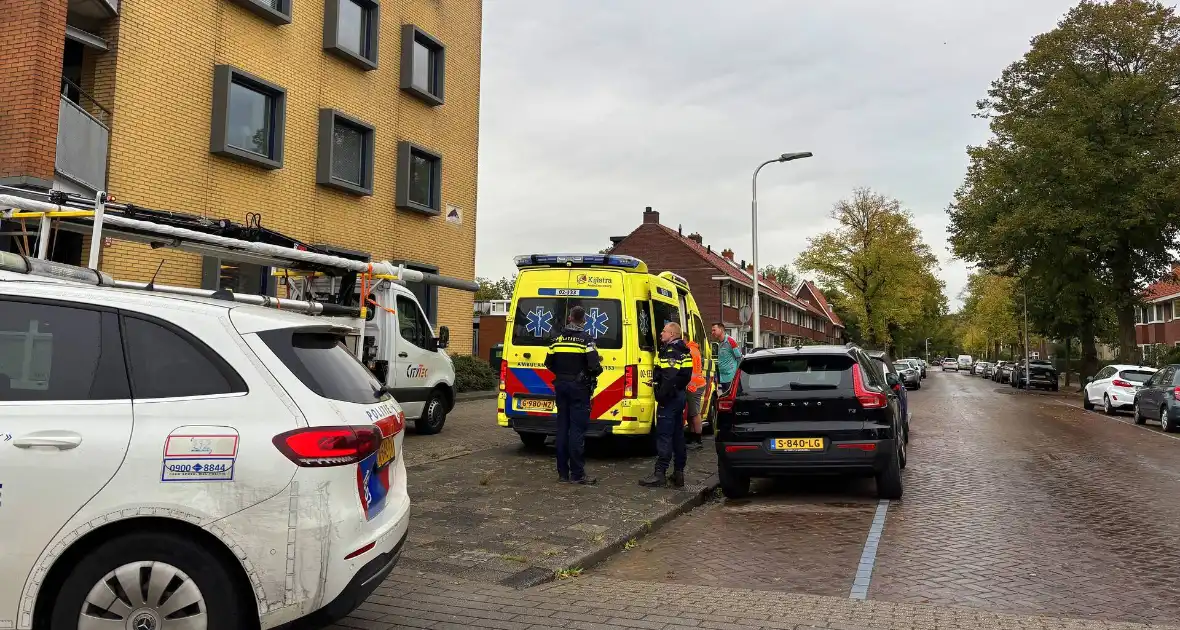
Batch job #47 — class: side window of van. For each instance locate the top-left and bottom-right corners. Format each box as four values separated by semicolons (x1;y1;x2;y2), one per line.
690;314;707;348
636;301;654;352
651;301;680;347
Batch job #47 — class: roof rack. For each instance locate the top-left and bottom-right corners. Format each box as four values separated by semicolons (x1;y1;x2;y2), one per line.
0;187;478;318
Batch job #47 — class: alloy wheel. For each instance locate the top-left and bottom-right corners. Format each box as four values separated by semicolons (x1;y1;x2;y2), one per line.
80;561;207;630
1103;395;1113;415
1163;408;1172;432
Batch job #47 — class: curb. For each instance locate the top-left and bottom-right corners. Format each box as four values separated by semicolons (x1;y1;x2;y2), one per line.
455;390;498;402
500;473;721;589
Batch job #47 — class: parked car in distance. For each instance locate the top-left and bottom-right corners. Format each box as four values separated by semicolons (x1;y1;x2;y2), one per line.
1012;359;1059;391
996;362;1014;384
894;361;921;389
1083;364;1156;414
957;355;974;371
991;361;1008;382
941;358;958;371
902;357;927;378
973;361;989;376
1132;364;1180;431
715;345;907;500
982;362;997;379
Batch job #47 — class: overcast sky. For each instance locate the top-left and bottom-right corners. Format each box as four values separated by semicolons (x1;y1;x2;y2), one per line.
474;0;1086;311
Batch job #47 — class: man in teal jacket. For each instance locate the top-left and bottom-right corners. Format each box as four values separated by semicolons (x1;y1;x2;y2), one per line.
711;323;742;394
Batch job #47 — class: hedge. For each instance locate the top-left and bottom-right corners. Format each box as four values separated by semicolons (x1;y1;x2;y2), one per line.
453;354;498;393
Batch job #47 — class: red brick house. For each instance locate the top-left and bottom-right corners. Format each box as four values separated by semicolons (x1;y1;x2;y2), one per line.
1135;265;1180;352
609;207;845;348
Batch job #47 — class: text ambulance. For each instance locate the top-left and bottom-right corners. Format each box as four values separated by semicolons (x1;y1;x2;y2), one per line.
497;253;717;448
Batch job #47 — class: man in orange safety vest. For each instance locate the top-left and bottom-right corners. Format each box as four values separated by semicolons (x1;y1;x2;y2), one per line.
685;339;706;450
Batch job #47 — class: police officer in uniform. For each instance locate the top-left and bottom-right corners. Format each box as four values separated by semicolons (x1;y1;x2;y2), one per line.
544;306;602;485
640;322;694;488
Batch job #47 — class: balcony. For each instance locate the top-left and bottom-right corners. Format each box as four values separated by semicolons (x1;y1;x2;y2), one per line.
474;300;511;316
68;0;118;20
55;80;110;193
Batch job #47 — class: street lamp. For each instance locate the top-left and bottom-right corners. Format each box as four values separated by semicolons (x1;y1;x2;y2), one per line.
751;152;813;347
925;337;931;365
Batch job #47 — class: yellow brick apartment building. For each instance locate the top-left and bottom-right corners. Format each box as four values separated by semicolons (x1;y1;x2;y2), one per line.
0;0;482;353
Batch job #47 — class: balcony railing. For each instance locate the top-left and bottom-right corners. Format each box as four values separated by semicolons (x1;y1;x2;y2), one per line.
474;300;511;316
56;78;110;192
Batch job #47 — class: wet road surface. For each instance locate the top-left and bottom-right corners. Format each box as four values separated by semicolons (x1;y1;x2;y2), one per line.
593;370;1180;624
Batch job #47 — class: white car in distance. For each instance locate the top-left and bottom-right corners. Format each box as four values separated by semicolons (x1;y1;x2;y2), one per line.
0;257;410;630
1082;364;1157;415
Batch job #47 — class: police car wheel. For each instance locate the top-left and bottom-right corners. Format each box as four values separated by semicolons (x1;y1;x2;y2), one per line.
415;391;447;435
51;530;248;630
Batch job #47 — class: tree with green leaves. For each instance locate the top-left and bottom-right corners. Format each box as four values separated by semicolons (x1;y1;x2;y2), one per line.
760;264;798;290
949;0;1180;367
474;276;515;301
796;187;944;347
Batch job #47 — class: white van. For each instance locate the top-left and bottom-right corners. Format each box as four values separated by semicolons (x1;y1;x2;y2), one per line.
957;355;974;370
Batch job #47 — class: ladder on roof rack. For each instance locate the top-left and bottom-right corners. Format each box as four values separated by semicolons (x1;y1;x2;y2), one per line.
0;187;478;288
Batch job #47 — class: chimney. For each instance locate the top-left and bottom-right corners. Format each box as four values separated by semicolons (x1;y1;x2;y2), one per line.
746;264;755;274
722;248;734;260
740;259;746;269
642;206;660;224
706;244;712;254
678;224;683;235
687;232;703;244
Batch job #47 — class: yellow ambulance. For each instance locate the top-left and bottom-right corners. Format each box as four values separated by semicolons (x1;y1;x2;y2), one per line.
497;253;717;448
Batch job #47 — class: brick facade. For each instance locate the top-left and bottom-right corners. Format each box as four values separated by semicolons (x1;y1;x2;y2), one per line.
2;0;483;354
1135;268;1180;352
610;208;844;347
0;0;68;188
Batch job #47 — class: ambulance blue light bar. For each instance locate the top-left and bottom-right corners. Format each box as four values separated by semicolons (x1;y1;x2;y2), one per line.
513;253;643;269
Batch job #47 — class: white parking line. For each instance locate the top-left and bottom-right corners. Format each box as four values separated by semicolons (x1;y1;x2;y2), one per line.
1054;399;1180;442
849;499;889;600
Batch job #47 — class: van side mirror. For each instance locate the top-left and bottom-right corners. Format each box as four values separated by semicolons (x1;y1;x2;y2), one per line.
437;326;450;350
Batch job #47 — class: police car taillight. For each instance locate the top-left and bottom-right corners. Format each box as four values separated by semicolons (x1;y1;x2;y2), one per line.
624;365;637;398
272;426;380;467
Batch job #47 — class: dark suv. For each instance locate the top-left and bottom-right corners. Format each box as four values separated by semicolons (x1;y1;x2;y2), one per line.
714;345;906;500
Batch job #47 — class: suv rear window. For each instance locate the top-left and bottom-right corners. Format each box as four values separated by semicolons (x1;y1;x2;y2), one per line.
258;328;385;405
740;354;854;390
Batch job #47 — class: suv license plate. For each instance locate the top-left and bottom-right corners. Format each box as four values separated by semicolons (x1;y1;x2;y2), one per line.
771;437;824;452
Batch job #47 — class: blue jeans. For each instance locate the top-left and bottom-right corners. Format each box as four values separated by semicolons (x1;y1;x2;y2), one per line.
554;379;590;480
655;391;687;475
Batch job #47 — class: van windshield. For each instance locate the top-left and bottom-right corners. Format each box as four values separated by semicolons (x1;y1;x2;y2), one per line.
511;298;623;349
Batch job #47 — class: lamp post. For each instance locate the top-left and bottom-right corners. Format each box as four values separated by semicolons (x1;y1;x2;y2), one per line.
925;337;931;365
751;151;812;347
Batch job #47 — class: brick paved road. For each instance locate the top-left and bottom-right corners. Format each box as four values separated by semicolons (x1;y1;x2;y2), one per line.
586;371;1180;625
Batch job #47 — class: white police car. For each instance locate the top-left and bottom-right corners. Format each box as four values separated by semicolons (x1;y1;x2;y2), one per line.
0;255;409;629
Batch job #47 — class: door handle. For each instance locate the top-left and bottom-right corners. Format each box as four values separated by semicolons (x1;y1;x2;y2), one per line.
13;431;82;450
398;352;409;358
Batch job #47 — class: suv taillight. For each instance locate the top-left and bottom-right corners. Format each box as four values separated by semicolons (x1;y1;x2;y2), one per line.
718;369;742;411
853;365;888;409
1173;386;1180;402
273;426;380;467
624;365;637;398
499;360;508;391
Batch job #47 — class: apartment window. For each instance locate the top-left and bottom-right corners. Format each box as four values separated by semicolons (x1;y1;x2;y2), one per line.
324;0;379;70
210;65;286;169
226;0;291;25
396;141;442;214
400;25;445;106
1166;302;1175;321
316;109;375;196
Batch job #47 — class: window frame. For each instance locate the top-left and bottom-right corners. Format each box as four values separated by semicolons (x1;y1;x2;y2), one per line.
210;64;287;170
396;140;443;215
226;0;292;25
323;0;380;71
316;108;376;196
400;24;445;106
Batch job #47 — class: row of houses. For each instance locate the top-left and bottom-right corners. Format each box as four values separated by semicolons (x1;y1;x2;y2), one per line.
1136;265;1180;355
472;207;845;360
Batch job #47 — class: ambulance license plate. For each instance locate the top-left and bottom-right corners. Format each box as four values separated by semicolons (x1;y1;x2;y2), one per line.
515;398;555;412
